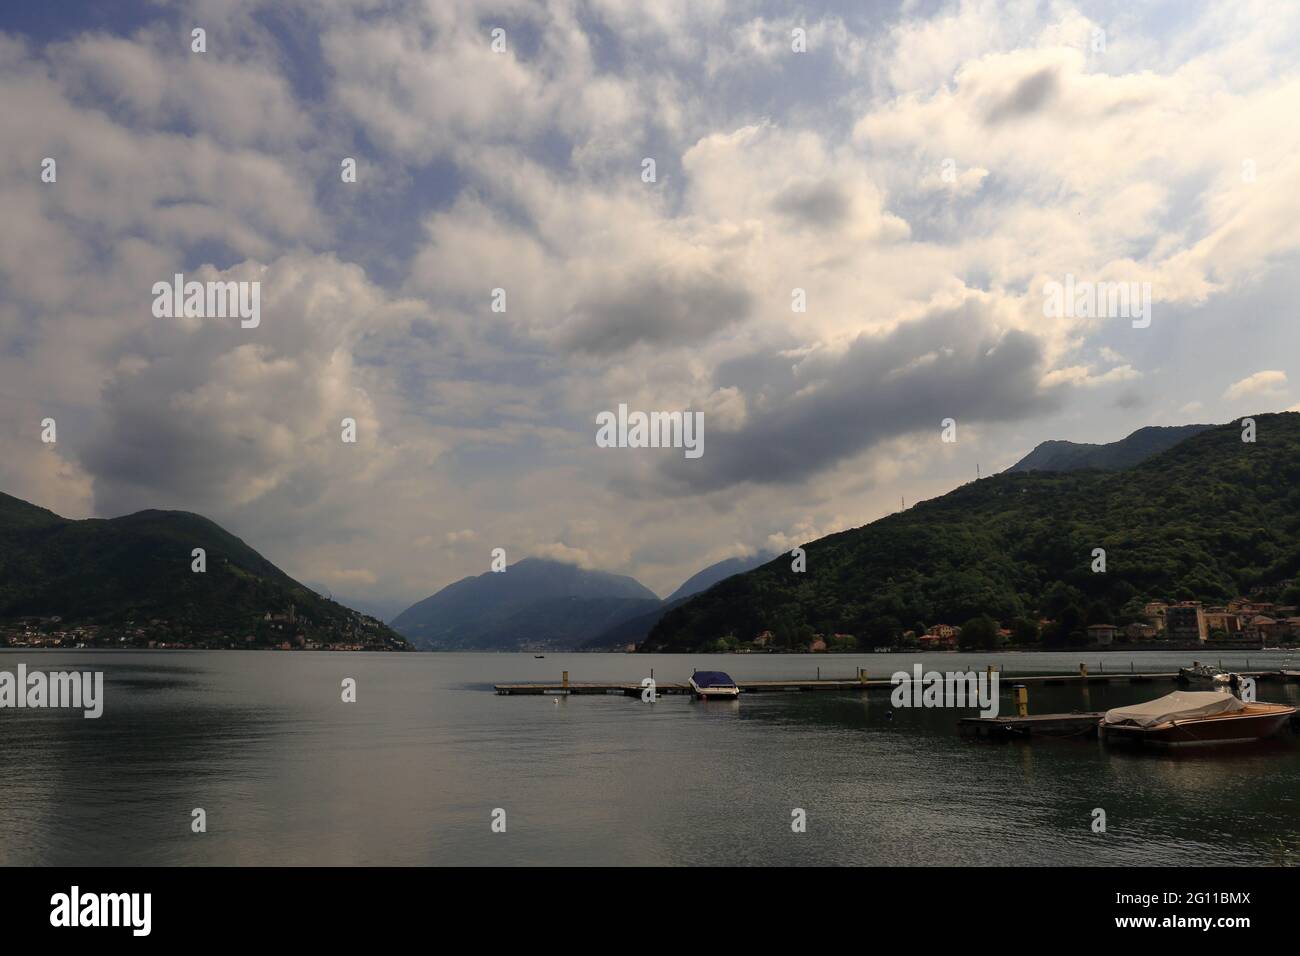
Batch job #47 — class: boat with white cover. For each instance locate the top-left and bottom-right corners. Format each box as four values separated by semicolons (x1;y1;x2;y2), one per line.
1099;690;1295;746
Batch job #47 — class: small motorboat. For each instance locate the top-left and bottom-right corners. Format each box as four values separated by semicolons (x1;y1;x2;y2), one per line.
1177;662;1230;687
1100;690;1296;746
688;670;740;700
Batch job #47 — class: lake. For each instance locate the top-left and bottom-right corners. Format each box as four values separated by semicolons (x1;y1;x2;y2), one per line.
3;649;1299;866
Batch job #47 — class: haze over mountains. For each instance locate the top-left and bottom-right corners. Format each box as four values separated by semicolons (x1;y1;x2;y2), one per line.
578;551;776;650
645;414;1300;653
0;416;1270;652
664;553;777;603
389;551;773;651
389;557;657;650
0;482;772;652
387;422;1241;650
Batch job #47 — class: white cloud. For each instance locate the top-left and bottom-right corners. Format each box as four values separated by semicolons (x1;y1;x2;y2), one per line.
6;0;1300;604
532;542;595;568
1042;364;1140;389
1224;370;1288;401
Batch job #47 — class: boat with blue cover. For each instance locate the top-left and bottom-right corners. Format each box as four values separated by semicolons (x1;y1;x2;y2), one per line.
688;670;740;700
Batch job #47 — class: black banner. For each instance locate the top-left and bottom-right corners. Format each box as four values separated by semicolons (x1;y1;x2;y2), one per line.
0;866;1281;942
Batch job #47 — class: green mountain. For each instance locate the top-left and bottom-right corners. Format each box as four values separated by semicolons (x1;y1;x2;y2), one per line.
391;557;660;650
1007;424;1212;473
0;492;409;649
644;414;1300;652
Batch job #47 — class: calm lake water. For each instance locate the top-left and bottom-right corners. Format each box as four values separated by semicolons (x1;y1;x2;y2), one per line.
3;649;1300;866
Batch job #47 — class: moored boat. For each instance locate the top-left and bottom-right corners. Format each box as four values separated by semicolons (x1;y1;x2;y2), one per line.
1177;661;1229;687
1100;690;1295;746
688;670;740;700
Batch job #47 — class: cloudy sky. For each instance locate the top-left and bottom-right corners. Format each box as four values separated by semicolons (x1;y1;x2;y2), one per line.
3;0;1300;614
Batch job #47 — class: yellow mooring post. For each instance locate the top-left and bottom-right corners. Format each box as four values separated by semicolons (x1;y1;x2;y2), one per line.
858;667;868;684
1079;662;1088;678
1015;685;1028;717
562;670;569;689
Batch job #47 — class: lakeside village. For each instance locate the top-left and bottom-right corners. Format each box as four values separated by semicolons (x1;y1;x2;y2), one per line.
0;604;409;652
693;594;1300;655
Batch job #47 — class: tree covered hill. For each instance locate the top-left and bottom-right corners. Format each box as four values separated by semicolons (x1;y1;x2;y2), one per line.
643;414;1300;652
0;492;408;648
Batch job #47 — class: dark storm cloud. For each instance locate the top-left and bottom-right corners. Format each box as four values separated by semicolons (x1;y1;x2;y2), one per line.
771;179;850;229
78;385;243;515
558;267;755;354
984;67;1059;124
661;300;1056;491
77;361;292;518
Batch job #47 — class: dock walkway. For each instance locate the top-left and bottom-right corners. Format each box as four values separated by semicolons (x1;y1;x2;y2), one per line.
494;669;1294;696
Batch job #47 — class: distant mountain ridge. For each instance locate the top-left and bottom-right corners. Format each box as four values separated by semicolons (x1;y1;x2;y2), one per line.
581;550;776;649
392;551;777;651
390;557;660;650
1007;424;1213;473
0;492;408;649
665;552;776;604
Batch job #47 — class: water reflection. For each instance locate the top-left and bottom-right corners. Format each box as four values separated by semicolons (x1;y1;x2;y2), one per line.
3;650;1300;865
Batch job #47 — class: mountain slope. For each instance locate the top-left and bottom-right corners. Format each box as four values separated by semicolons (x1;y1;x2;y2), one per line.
582;597;684;649
664;551;775;604
391;557;660;650
583;551;777;649
646;414;1300;652
0;493;408;649
304;585;407;623
1007;424;1212;473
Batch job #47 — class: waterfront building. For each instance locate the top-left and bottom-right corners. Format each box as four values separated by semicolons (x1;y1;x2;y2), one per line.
1166;604;1207;643
1125;622;1157;640
1087;624;1118;645
1205;611;1242;636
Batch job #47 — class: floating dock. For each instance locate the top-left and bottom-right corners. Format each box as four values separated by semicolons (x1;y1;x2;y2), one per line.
494;668;1298;696
497;678;881;696
958;712;1105;739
